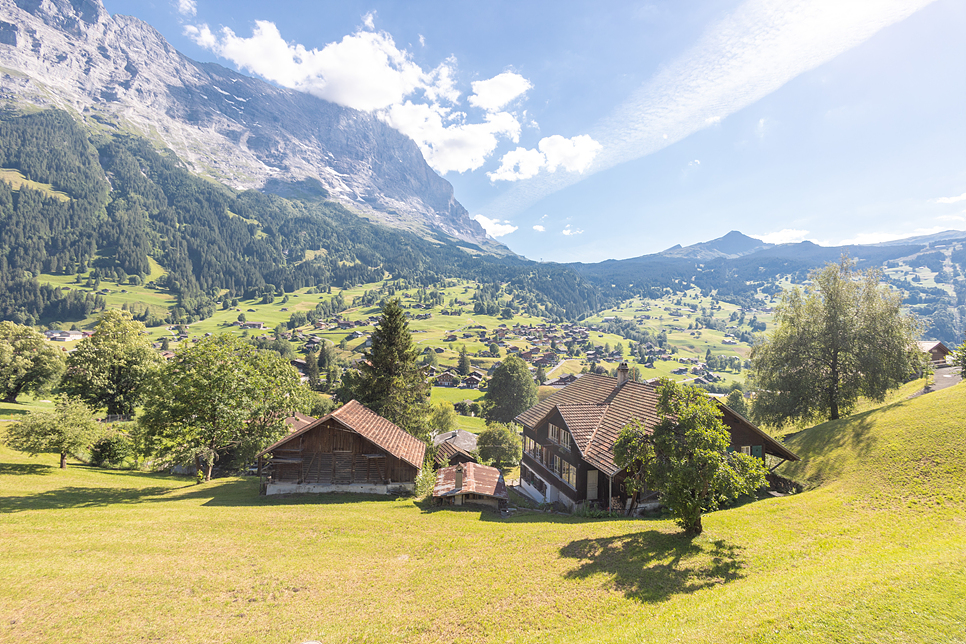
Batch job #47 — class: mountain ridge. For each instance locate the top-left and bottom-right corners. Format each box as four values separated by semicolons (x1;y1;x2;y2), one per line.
0;0;503;252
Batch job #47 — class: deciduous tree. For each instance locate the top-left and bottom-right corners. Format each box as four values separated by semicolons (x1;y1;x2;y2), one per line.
139;334;308;481
484;355;537;423
4;396;100;469
476;421;522;469
750;256;923;427
0;321;65;403
614;380;767;536
62;310;162;416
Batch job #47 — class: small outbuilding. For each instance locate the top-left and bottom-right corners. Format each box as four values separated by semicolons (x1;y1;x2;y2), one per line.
433;462;508;509
257;400;425;496
917;340;951;367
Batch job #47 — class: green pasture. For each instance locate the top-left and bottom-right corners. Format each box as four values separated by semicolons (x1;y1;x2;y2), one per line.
2;382;965;642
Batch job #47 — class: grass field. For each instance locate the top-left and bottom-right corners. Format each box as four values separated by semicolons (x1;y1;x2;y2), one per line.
2;383;964;642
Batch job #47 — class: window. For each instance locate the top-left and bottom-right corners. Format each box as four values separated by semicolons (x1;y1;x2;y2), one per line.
551;454;577;489
741;446;751;455
548;423;571;451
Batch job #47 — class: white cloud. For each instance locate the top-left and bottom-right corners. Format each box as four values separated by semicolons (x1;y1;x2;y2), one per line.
538;134;602;173
757;229;809;244
176;0;196;17
185;21;554;175
480;0;936;218
688;159;701;167
418;34;425;47
533;224;546;232
184;22;427;112
705;115;721;124
486;146;546;182
562;225;583;236
935;192;966;204
936;214;966;222
487;134;603;182
472;215;518;237
383;102;521;173
468;72;532;112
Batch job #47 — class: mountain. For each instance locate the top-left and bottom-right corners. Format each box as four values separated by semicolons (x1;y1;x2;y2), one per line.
658;230;774;260
0;0;500;252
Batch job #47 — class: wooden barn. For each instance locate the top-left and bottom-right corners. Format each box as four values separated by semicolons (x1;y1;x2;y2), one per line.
257;400;426;496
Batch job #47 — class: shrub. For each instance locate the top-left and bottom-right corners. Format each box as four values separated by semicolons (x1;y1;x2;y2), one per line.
89;430;132;468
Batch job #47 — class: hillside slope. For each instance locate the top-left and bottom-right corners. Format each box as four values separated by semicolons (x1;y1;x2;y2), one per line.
778;383;966;507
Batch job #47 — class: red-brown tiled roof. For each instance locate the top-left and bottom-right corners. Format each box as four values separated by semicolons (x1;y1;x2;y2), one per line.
328;400;426;468
433;462;507;499
516;374;796;475
284;412;316;433
259;400;426;468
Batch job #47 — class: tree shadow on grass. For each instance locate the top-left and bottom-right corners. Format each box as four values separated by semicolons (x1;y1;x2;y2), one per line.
559;530;745;603
0;485;179;513
0;462;56;476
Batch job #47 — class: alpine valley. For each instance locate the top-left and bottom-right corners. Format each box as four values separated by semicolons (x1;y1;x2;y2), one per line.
0;0;964;346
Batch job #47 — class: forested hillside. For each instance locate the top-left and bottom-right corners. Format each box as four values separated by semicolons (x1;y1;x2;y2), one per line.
0;109;599;326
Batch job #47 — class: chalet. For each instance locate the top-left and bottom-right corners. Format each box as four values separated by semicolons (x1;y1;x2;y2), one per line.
515;364;798;512
239;321;265;330
917;340;951;367
463;374;483;389
545;373;581;389
432;463;508;509
257;400;426;496
436;372;459;387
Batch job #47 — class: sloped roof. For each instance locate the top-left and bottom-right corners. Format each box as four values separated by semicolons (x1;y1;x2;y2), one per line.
434;440;476;466
284;412;317;433
432;429;478;453
917;340;949;354
516;374;796;476
433;462;507;500
259;400;426;469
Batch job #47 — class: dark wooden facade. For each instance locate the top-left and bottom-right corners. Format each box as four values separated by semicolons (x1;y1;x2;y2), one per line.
516;370;798;511
268;418;418;485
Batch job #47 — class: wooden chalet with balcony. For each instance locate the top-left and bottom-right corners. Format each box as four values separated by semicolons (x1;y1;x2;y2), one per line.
515;363;798;512
257;400;425;496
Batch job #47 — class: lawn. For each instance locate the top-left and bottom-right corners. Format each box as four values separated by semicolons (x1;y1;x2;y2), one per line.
2;385;965;642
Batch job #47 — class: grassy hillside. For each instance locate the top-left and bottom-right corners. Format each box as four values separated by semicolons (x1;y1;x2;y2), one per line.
1;386;964;642
779;383;966;506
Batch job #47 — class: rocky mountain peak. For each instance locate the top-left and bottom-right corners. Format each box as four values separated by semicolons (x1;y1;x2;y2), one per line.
0;0;500;251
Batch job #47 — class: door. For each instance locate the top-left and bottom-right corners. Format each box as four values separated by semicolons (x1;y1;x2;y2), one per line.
586;469;598;501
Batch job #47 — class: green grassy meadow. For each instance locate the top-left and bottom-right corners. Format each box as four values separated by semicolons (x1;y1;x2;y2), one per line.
2;383;965;643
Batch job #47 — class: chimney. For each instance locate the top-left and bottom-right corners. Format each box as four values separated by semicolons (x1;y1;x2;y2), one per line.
455;464;464;490
617;362;629;386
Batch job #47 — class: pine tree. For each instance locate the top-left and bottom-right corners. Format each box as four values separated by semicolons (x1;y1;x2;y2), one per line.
339;299;430;440
458;344;471;376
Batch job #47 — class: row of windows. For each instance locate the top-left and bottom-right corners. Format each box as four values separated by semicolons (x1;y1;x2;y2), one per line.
548;423;572;451
524;435;576;490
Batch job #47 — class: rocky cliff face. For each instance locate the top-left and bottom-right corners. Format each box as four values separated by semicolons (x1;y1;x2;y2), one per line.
0;0;499;250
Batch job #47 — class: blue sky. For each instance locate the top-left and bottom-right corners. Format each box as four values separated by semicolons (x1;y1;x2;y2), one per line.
100;0;966;263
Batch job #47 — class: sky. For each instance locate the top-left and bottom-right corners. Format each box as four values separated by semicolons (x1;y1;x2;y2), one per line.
100;0;966;263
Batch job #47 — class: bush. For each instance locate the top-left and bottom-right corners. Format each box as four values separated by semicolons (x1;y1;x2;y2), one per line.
89;430;132;468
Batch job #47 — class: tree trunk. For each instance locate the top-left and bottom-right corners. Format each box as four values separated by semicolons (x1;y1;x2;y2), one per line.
685;515;703;537
60;452;67;469
2;393;18;404
206;460;214;482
